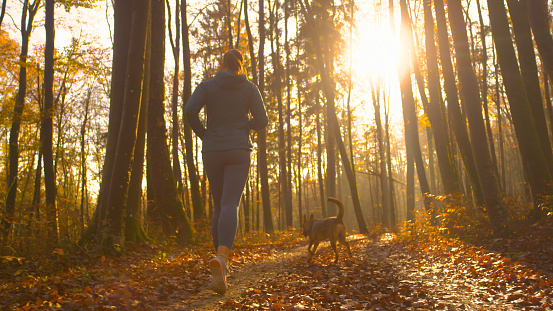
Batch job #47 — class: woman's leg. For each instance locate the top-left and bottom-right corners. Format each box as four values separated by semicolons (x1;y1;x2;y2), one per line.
217;150;251;252
203;152;225;251
204;150;250;294
203;150;251;256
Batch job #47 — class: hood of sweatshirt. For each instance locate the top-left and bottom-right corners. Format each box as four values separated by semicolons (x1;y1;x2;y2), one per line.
214;70;248;89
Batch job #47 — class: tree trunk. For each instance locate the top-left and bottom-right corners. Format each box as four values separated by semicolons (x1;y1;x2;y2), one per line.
4;0;41;241
544;71;553;143
182;0;205;222
234;0;243;48
102;0;150;253
149;0;194;244
42;0;58;244
0;0;7;27
447;0;506;235
476;0;499;171
406;137;415;221
244;0;257;85
422;0;459;195
32;151;42;221
370;80;391;226
398;0;432;217
488;0;553;218
84;0;133;242
258;0;274;233
126;17;151;243
167;0;184;198
271;0;292;228
384;102;396;226
284;0;294;229
80;90;91;234
296;8;303;225
507;0;553;176
434;0;485;206
526;0;553;85
316;95;327;219
225;0;233;48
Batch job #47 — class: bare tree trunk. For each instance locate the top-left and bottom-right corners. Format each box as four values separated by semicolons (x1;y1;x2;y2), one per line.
398;0;432;217
126;18;150;243
0;0;7;27
270;0;292;228
295;4;303;226
488;0;553;218
544;71;553;142
167;0;184;197
225;0;233;48
507;0;553;176
284;0;294;228
80;90;91;234
150;0;194;243
447;0;506;235
316;94;327;218
84;0;133;242
384;101;396;225
370;79;391;225
434;0;484;206
4;0;41;241
425;127;436;193
406;138;415;221
244;0;257;85
43;0;58;244
527;0;553;85
476;0;499;170
258;0;274;233
422;0;459;195
32;151;42;221
102;0;150;253
182;0;205;221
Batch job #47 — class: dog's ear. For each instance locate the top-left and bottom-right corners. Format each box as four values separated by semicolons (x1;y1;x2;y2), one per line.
310;213;314;219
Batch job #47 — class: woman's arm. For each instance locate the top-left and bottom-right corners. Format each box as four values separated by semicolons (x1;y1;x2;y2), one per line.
184;83;207;139
248;84;269;130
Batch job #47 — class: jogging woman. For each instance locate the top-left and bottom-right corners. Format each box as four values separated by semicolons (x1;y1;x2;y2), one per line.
184;49;268;294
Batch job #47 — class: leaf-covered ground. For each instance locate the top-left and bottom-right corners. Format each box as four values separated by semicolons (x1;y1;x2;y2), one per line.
1;223;552;310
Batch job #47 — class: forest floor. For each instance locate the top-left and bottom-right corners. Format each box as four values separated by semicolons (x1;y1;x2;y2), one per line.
1;219;553;311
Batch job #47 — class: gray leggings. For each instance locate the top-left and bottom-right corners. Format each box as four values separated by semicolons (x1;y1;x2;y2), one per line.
203;149;251;250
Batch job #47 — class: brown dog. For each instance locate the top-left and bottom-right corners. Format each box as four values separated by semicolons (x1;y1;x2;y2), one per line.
302;197;352;263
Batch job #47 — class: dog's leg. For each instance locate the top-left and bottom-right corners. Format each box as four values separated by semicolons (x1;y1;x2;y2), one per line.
339;235;352;257
331;240;339;263
308;241;320;262
307;240;314;254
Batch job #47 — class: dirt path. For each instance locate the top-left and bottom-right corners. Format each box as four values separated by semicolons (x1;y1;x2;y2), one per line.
168;243;308;311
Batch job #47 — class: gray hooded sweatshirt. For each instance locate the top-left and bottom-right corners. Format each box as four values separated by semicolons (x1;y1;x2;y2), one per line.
184;71;268;152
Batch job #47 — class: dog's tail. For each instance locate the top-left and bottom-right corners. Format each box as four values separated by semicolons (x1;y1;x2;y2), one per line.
327;197;345;223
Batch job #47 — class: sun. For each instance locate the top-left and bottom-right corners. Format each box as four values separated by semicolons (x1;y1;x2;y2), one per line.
349;8;400;81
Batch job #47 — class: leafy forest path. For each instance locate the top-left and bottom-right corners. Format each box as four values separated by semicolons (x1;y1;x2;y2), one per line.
175;242;307;310
1;228;553;310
